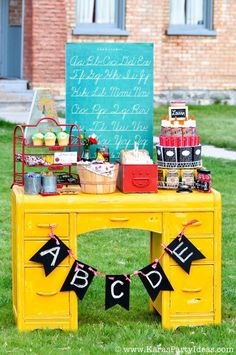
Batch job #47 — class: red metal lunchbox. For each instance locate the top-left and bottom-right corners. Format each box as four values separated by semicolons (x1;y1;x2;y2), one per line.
117;164;158;193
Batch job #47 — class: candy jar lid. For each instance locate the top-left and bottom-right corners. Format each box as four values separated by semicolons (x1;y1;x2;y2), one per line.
197;168;211;174
176;184;192;193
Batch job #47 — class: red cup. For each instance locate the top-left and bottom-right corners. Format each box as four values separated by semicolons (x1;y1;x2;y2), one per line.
185;136;191;146
189;136;194;146
176;137;183;147
170;137;175;146
161;136;168;146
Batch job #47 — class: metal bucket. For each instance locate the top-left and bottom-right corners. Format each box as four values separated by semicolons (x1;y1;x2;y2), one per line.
41;175;57;193
24;173;42;194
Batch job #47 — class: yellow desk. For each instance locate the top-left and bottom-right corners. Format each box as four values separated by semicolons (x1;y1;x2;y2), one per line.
11;185;221;331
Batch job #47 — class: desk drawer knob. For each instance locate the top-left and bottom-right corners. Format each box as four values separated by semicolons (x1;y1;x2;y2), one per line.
109;218;130;222
188;298;201;304
182;288;202;293
36;291;58;296
37;224;58;228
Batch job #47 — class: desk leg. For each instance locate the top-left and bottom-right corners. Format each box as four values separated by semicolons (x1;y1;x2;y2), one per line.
69;213;78;331
149;232;155;313
149;231;162;315
150;225;171;329
12;191;25;330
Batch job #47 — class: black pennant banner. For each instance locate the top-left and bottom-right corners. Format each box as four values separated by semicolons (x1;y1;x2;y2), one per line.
165;234;205;273
105;275;130;311
29;221;204;311
138;262;174;301
60;260;97;300
30;236;69;276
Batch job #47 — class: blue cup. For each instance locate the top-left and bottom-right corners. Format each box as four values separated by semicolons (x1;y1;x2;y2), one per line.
24;173;42;194
41;175;57;193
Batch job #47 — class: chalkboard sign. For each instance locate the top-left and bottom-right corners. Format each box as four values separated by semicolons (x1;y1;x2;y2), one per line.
169;105;188;121
66;43;153;160
25;89;59;144
170;108;187;119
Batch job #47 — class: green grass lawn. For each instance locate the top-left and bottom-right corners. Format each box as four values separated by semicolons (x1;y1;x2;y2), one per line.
154;104;236;150
0;119;236;354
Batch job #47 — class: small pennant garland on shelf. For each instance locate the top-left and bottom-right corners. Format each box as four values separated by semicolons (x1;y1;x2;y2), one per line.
29;220;205;311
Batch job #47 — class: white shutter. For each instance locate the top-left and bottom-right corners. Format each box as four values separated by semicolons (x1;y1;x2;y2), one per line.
186;0;203;25
170;0;185;25
96;0;115;24
77;0;95;23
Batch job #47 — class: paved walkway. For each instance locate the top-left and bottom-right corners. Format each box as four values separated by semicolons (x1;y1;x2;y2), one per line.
201;145;236;160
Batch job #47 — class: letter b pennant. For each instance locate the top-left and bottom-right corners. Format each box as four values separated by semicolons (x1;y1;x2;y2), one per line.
138;263;173;301
105;275;130;311
61;260;97;300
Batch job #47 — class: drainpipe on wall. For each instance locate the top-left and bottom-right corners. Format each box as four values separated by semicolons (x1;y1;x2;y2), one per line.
20;0;25;79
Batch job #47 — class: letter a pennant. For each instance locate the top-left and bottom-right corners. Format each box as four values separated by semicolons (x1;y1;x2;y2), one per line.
60;260;97;300
138;262;173;301
105;275;130;311
30;236;69;276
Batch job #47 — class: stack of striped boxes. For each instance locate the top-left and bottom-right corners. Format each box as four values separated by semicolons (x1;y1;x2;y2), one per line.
156;102;202;189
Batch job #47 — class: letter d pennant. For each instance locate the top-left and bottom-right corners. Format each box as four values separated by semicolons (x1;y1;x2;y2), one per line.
60;260;97;300
138;262;173;301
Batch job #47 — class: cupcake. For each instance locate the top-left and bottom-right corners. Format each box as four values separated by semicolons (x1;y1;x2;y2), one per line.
32;132;44;146
57;130;69;146
44;130;56;146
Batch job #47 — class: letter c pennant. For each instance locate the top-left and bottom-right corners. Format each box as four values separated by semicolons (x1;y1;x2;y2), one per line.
60;260;97;300
105;275;130;311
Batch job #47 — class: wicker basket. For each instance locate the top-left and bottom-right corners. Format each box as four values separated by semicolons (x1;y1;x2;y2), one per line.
77;164;119;194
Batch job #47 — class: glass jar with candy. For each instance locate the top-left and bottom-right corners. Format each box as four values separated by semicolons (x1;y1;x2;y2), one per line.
196;168;211;192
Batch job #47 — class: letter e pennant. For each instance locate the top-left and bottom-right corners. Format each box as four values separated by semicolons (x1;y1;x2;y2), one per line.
138;262;173;301
30;236;69;276
61;260;97;300
105;275;130;311
165;235;205;273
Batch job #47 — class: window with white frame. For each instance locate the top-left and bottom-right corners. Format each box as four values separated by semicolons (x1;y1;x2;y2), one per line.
74;0;127;36
168;0;216;36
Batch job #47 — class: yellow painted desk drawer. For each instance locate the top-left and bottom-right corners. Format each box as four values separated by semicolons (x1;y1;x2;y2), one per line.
169;265;213;313
77;212;162;234
24;267;70;318
167;212;214;237
24;241;70;267
25;214;69;237
168;238;214;265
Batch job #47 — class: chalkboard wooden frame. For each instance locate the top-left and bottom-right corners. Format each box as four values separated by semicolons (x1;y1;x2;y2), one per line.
169;105;188;122
66;43;154;161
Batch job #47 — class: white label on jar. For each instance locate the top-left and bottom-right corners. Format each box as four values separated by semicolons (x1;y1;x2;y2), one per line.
182;150;191;157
